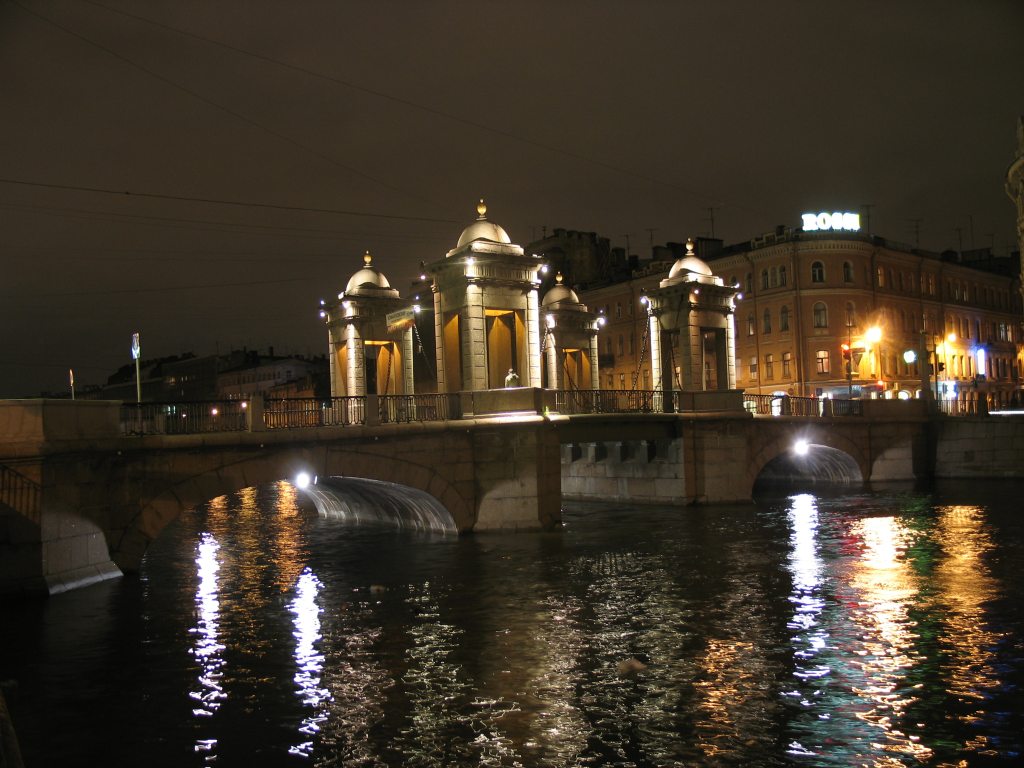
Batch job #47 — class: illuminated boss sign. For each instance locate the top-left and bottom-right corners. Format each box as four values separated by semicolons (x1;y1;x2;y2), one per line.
801;211;861;232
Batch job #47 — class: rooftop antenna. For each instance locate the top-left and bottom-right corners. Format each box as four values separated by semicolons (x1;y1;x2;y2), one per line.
644;228;657;251
908;218;922;249
860;203;874;234
702;207;717;238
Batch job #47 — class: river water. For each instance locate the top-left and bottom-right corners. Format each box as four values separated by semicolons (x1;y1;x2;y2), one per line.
4;480;1023;767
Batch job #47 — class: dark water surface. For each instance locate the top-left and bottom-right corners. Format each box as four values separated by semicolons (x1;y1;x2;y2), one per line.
4;481;1024;767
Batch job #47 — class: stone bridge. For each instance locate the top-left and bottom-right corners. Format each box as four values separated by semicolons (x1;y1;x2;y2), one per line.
3;393;1022;596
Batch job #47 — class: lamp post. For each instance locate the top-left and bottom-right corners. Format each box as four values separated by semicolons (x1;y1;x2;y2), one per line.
844;320;854;397
865;326;882;395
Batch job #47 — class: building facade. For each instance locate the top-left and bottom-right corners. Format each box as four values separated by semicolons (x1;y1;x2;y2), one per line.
577;228;1023;408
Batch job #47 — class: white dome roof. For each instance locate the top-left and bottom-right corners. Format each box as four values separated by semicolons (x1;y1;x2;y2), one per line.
455;199;511;248
345;252;393;295
542;273;583;309
667;239;712;279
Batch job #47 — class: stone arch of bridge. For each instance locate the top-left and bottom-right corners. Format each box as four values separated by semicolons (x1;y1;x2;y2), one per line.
108;443;471;573
745;423;870;494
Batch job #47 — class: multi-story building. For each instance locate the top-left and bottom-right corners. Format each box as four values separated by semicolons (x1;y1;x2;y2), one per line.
577;226;1023;409
707;227;1022;407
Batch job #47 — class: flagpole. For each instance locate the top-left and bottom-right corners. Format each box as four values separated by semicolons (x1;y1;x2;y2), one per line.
69;368;75;400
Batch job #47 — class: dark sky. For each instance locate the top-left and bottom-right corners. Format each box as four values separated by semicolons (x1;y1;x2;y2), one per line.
2;0;1022;397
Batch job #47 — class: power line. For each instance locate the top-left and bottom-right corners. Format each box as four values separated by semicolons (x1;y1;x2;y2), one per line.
8;0;444;210
77;0;738;210
0;177;457;224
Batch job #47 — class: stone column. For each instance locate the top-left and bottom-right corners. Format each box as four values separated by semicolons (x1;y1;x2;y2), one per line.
526;288;542;388
725;310;737;389
346;324;364;396
401;326;415;394
545;332;560;389
648;311;662;391
465;284;486;389
589;332;600;390
433;288;446;393
328;332;342;397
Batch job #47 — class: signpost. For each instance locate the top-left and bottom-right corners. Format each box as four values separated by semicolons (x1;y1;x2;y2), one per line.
131;332;141;403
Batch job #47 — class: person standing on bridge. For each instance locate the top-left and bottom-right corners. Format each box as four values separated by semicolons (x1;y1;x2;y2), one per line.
504;368;520;387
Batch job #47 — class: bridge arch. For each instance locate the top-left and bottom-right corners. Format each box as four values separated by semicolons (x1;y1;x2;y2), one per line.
746;423;870;494
109;442;473;573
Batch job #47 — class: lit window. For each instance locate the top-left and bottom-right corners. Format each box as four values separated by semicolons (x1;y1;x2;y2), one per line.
749;356;758;378
747;313;755;336
765;353;774;380
782;352;792;377
816;349;830;374
877;266;885;287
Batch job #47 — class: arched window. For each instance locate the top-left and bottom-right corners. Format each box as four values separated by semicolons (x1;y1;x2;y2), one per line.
761;269;769;290
780;305;790;332
813;301;828;328
745;272;753;293
747;313;755;336
811;261;825;283
843;261;854;282
845;301;856;327
779;265;787;287
763;308;772;334
877;267;885;287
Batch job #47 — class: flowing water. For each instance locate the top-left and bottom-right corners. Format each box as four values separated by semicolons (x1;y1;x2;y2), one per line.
3;480;1023;767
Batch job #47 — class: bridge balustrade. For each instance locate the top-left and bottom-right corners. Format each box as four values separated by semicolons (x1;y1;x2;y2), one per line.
554;389;664;414
265;397;365;428
742;394;863;417
0;464;41;524
378;393;462;423
120;402;248;435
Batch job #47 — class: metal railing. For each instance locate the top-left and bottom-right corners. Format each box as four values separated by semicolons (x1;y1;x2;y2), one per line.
120;401;249;435
0;463;41;524
742;394;862;417
265;397;365;428
378;393;461;423
554;389;664;415
935;398;985;417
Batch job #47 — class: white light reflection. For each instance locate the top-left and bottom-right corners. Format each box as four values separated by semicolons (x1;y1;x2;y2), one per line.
786;494;829;674
189;532;226;759
288;568;332;758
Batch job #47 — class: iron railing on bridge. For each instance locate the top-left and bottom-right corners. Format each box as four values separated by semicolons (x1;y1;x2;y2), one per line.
264;397;366;428
377;393;462;424
742;394;863;417
0;463;42;524
120;401;249;435
554;389;664;415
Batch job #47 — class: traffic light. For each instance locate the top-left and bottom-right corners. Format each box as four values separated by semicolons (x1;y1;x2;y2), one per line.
937;361;946;372
841;343;851;361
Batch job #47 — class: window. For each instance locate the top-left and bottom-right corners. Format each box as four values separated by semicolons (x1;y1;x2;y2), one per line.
780;305;790;332
617;334;624;356
816;349;831;374
616;302;622;320
770;266;778;288
779;265;787;287
765;353;774;380
877;266;885;287
747;313;755;336
782;352;792;378
627;333;634;354
811;261;825;283
763;308;772;334
745;272;752;293
761;269;769;290
749;356;758;378
813;301;828;328
845;302;856;328
619;373;626;390
843;261;854;283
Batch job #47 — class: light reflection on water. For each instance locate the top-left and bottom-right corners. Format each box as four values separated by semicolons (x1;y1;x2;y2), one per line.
6;482;1024;767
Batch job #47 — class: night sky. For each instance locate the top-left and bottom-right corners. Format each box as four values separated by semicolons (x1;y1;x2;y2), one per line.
2;0;1022;397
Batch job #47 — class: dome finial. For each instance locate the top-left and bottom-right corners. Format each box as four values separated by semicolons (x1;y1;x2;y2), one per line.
685;238;695;256
363;250;372;266
476;198;487;219
555;271;564;284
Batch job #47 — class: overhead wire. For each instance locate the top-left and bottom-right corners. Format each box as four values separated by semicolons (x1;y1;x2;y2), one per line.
6;0;448;212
